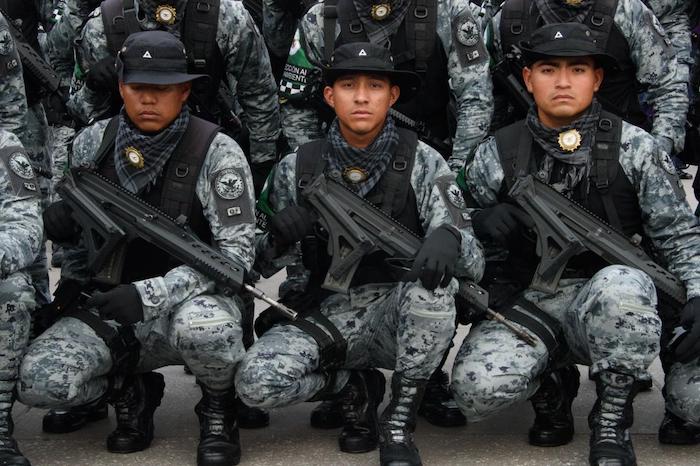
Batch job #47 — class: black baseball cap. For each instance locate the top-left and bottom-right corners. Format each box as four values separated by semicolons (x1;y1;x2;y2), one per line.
116;30;208;85
520;23;618;70
323;42;421;100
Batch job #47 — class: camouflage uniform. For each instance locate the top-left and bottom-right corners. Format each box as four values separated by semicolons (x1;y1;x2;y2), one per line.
0;13;27;138
18;118;256;408
67;0;281;165
0;130;43;461
236;140;484;407
279;0;493;171
451;120;700;422
644;0;692;83
491;0;689;157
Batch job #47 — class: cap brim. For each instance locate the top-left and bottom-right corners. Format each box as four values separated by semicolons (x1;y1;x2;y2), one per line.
323;67;422;102
521;46;618;70
121;71;209;85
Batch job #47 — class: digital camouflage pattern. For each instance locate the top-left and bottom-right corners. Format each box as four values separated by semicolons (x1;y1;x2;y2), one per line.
278;0;493;170
67;0;281;164
262;0;300;59
491;0;689;156
0;12;28;139
644;0;692;83
664;356;700;427
17;118;256;408
236;137;484;407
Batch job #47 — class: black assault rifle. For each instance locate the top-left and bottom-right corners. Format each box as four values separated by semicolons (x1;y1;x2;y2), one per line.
55;166;297;320
508;175;687;307
301;174;537;345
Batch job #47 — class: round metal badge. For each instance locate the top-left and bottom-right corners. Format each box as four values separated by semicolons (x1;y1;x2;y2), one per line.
124;146;145;169
343;167;369;184
370;3;392;21
8;152;34;179
155;5;177;25
446;184;466;209
558;129;582;152
215;169;245;200
565;0;583;6
457;19;479;47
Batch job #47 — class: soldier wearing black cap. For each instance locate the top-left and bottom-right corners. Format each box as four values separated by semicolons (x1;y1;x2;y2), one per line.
236;42;484;466
451;22;700;466
18;30;256;466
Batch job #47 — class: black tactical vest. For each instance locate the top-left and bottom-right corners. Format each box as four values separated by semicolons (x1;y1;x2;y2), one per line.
499;0;648;130
93;115;219;283
295;127;423;289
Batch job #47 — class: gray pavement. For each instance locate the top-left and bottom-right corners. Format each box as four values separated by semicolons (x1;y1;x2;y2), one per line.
12;170;700;465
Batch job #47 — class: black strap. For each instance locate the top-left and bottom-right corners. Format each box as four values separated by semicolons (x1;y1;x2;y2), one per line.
295;139;329;203
287;310;348;371
182;0;220;73
102;0;140;56
495;120;533;189
93;116;121;166
499;0;531;51
404;0;437;73
376;128;418;215
584;0;618;52
590;111;623;231
323;0;339;64
500;296;565;360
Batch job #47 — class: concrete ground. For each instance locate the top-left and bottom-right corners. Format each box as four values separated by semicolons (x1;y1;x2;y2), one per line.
12;170;700;465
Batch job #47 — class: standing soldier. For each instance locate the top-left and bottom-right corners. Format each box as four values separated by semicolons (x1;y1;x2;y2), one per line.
18;31;256;466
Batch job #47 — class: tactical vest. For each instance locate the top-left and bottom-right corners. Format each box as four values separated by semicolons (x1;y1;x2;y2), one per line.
0;0;42;104
499;0;648;130
295;127;422;289
495;111;645;276
101;0;224;123
92;115;220;283
322;0;452;148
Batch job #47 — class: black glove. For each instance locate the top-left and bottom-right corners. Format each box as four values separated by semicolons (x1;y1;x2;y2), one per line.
85;56;118;93
268;205;315;251
403;225;461;290
472;203;534;246
674;297;700;363
43;200;79;243
86;284;144;326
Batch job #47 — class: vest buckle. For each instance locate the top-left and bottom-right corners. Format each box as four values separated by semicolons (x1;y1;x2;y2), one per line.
393;159;408;171
590;14;605;27
196;2;211;12
510;23;523;35
598;118;613;131
193;58;206;69
414;7;428;19
176;165;189;178
349;21;363;34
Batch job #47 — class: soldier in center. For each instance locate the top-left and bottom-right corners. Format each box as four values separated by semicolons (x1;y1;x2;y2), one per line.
236;42;484;466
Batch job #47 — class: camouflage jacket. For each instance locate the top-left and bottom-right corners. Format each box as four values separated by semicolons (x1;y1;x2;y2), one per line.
67;0;281;164
461;119;700;298
61;117;257;322
279;0;494;171
0;12;29;140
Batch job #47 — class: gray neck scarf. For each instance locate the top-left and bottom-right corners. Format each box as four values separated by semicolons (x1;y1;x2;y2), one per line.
325;116;399;197
353;0;410;46
114;106;190;194
534;0;596;24
526;99;602;197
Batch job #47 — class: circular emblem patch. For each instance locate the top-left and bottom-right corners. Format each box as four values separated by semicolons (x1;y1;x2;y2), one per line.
558;129;582;152
0;29;14;56
215;169;245;200
343;167;369;184
8;152;34;179
370;3;392;21
156;5;177;25
124;146;144;169
446;184;466;209
658;152;677;176
457;19;479;47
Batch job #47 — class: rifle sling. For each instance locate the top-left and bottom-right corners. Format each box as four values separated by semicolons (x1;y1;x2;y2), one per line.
500;296;565;360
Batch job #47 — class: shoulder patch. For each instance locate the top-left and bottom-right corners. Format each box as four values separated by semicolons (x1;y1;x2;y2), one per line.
279;31;317;100
210;167;253;227
0;147;39;197
655;150;686;200
435;175;471;229
452;13;487;66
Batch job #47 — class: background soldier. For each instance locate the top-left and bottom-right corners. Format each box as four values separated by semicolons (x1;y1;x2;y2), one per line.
18;31;256;466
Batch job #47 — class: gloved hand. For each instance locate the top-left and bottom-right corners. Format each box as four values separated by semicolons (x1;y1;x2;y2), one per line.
471;203;534;246
86;284;144;326
43;200;79;243
85;56;118;93
403;225;461;290
674;297;700;363
268;205;315;251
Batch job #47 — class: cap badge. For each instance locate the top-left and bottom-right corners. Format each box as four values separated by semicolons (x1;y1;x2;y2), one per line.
358;49;368;56
155;5;177;25
370;3;392;21
343;167;369;184
124;146;145;169
142;50;152;59
558;129;582;152
554;31;564;39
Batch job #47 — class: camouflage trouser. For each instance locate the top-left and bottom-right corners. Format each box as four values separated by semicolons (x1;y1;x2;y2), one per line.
236;281;457;408
18;293;245;409
451;265;661;422
0;272;36;408
665;357;700;426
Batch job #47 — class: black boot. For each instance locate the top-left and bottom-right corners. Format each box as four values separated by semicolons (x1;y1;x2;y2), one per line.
588;371;638;466
658;410;700;445
337;370;386;454
310;399;344;429
42;401;109;433
236;398;269;429
0;393;30;466
379;373;427;466
529;365;580;447
418;370;466;427
196;385;241;466
107;372;165;453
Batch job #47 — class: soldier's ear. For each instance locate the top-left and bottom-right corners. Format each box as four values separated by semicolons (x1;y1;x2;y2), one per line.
118;81;126;100
323;85;335;109
180;82;192;102
593;67;604;92
522;67;534;93
389;85;400;106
